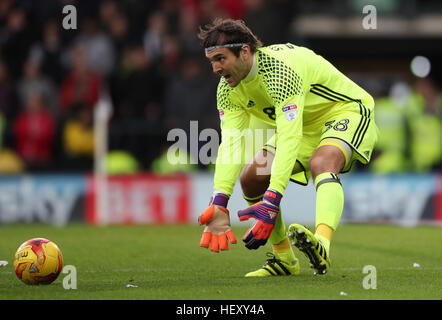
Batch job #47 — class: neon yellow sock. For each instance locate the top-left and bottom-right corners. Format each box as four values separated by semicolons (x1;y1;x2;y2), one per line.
315;223;334;240
272;236;291;253
314;172;344;234
315;224;333;253
272;237;296;263
269;206;286;245
314;233;331;254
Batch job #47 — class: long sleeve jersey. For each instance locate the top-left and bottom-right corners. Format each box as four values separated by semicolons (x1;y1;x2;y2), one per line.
213;43;374;196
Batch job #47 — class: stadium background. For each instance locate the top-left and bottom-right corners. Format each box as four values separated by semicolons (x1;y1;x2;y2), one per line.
0;0;441;227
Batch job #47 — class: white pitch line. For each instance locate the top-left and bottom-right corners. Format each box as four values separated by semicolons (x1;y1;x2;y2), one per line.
333;267;442;271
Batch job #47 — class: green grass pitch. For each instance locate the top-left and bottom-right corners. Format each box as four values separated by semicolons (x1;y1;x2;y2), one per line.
0;223;440;300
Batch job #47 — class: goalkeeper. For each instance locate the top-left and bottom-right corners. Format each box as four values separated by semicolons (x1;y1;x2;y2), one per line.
197;18;379;276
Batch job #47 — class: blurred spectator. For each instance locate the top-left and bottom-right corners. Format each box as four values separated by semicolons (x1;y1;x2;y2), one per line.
162;35;180;74
143;11;168;61
111;45;163;119
0;112;4;148
106;150;140;175
0;0;14;23
406;78;442;172
65;17;116;77
106;12;130;62
178;7;201;56
199;0;223;24
0;6;31;80
28;19;64;84
62;106;94;170
372;78;442;173
244;0;287;45
99;1;131;62
371;83;409;174
120;0;156;38
110;45;165;169
13;92;55;171
17;58;58;113
99;0;120;28
0;60;18;120
414;77;442;119
214;0;245;20
59;46;101;113
164;53;218;165
151;144;198;175
159;0;180;34
0;149;24;174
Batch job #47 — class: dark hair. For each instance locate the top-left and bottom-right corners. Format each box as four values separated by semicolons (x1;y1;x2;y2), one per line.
198;18;262;57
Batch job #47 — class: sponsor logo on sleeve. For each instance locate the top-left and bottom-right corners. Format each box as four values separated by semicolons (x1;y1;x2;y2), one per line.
282;104;297;121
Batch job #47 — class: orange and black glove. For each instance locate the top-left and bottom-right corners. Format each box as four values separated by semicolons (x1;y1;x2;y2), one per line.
198;193;237;253
237;190;282;250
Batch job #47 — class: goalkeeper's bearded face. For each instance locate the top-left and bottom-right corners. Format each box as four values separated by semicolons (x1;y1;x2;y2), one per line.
205;47;251;87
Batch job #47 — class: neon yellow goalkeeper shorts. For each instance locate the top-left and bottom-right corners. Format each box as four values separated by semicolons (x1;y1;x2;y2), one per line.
263;101;379;185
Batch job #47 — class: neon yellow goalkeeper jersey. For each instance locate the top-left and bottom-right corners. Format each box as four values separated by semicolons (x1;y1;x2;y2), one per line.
213;43;375;196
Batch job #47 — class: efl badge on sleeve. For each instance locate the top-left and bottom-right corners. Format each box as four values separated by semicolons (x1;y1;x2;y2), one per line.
282;104;298;122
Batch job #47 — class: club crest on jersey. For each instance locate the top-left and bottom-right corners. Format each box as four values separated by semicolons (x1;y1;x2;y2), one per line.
282;104;297;121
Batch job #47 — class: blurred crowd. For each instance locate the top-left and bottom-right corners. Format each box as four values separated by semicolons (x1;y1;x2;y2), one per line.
0;0;298;174
370;77;442;174
0;0;440;175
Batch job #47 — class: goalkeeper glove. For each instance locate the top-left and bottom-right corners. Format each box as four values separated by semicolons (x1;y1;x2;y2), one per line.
237;190;282;250
198;193;237;253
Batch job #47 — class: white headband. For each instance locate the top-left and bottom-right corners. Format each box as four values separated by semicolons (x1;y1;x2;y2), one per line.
205;43;247;52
